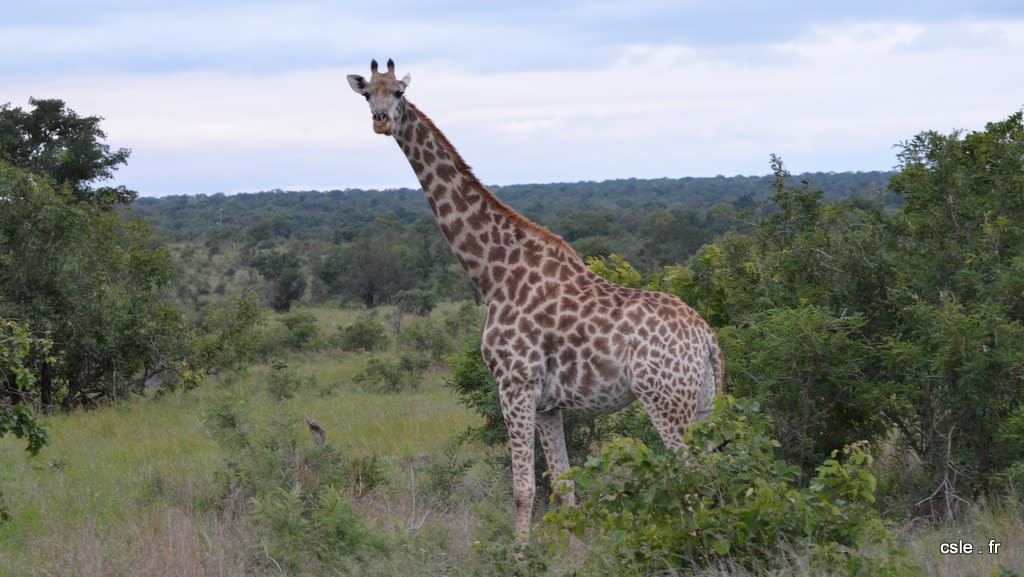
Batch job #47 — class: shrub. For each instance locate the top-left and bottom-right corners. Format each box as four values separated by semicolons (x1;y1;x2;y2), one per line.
337;314;390;352
354;355;427;393
398;317;452;362
266;360;312;400
251;484;388;573
719;306;887;477
203;397;390;573
280;310;320;351
393;288;437;317
193;293;265;372
547;395;910;576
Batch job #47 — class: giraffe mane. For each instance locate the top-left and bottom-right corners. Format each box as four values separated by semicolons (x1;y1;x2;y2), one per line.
405;100;577;256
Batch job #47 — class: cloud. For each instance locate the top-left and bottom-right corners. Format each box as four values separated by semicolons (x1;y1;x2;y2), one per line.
5;15;1023;195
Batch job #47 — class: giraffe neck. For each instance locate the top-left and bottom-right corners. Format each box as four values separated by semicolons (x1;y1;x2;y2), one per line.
392;101;586;301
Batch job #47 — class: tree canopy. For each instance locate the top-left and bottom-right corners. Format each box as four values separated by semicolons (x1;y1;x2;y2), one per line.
0;99;185;409
0;97;135;206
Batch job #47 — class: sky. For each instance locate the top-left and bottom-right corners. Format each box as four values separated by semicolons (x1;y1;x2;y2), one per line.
3;1;1023;196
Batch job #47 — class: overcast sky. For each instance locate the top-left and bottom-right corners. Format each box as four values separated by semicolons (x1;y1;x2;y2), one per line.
4;1;1023;196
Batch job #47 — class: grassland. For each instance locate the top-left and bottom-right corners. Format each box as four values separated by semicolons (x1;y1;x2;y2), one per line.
0;303;499;576
2;305;1024;576
0;358;494;576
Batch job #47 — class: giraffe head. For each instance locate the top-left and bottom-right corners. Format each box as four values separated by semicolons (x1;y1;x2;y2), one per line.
347;58;411;136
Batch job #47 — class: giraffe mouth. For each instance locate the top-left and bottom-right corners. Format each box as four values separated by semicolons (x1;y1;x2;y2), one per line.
373;120;395;135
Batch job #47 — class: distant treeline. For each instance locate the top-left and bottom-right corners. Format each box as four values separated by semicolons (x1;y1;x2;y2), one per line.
132;171;895;240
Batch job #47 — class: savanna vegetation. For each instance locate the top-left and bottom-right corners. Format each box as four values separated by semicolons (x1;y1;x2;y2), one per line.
2;96;1024;576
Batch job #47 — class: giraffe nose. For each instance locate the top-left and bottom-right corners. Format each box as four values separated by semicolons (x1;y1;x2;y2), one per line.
372;112;388;122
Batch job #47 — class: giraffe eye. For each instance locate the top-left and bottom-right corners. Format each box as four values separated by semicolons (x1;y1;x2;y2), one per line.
394;91;404;98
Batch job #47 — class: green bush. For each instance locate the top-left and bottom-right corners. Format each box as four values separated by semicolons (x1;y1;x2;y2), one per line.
251;484;388;573
398;317;452;362
203;397;390;573
719;306;888;477
547;395;910;576
337;314;390;352
280;310;320;351
266;360;312;400
193;293;265;372
354;355;427;393
393;288;437;317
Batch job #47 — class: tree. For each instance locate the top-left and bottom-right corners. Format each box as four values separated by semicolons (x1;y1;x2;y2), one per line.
1;318;50;455
0;162;186;407
881;112;1024;511
251;250;307;313
890;112;1024;309
0;98;134;206
315;240;412;307
637;207;709;267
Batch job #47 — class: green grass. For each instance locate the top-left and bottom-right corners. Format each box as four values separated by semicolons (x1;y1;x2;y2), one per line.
0;340;483;576
0;391;225;575
5;304;1024;576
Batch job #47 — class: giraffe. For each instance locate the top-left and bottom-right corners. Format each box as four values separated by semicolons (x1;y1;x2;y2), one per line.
347;59;723;543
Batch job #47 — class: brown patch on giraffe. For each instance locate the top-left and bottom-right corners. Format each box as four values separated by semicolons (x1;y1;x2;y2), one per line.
511;336;531;357
491;264;507;284
567;326;588;348
540;282;561;302
439;218;464;241
459;234;485;258
436;163;457;183
541;258;562;278
591;316;614;334
466;205;489;231
506;247;521;265
542;332;564;352
415;122;430;146
437;201;453;219
592;355;618;380
497;304;517;327
535;311;556;329
556;316;579;336
523;244;543;268
561;298;580;314
504;267;523;296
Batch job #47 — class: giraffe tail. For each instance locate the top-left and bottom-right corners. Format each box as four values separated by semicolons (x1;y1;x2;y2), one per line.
694;335;723;422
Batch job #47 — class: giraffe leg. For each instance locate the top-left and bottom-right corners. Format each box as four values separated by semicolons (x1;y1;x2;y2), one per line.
499;384;538;543
537;409;584;564
536;410;574;508
633;381;695;452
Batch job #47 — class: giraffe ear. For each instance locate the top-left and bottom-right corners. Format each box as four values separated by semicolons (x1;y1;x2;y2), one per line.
399;74;411;90
347;74;368;95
